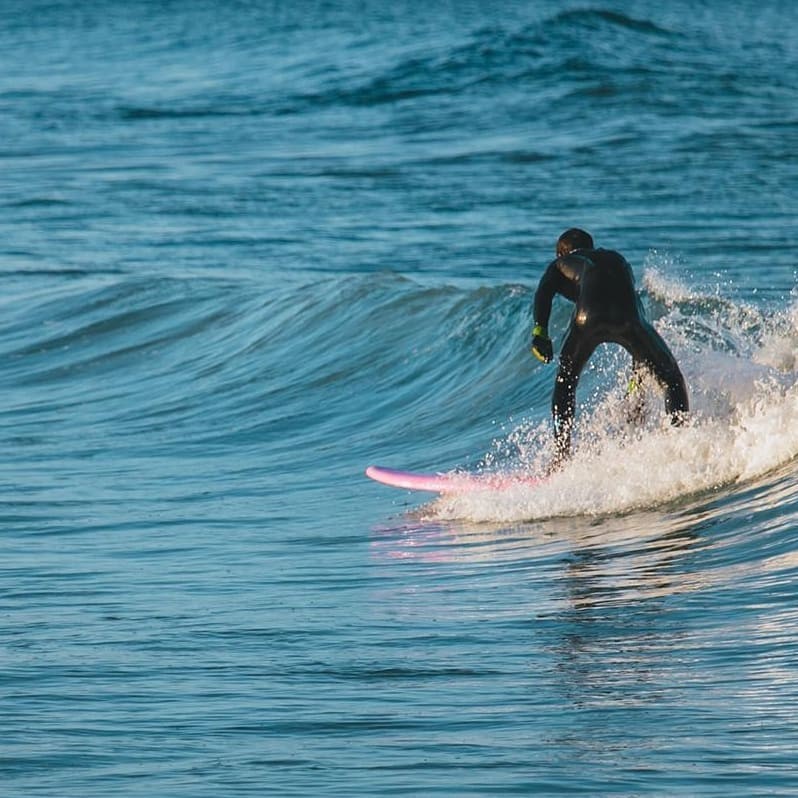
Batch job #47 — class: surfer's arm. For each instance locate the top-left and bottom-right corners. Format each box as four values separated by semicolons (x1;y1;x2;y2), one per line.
533;259;569;331
531;261;567;362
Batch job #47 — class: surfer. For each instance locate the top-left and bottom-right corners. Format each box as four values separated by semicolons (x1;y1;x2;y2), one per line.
531;228;688;463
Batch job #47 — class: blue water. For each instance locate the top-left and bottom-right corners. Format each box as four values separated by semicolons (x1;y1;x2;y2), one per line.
2;1;798;795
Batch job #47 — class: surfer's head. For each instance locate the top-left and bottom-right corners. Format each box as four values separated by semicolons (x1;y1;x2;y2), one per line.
557;228;593;257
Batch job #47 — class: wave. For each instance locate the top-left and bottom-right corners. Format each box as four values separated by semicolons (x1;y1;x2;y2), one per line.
0;272;538;469
428;269;798;521
548;9;677;37
280;7;685;113
4;260;797;517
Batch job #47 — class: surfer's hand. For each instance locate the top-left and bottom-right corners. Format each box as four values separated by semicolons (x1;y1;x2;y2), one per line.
531;325;552;363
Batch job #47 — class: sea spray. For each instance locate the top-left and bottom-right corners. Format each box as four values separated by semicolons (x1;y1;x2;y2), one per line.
431;274;798;522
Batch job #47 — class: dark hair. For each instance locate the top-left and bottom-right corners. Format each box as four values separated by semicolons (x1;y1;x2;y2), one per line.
557;228;593;257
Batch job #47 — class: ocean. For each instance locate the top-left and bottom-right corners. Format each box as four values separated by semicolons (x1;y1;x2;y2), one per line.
2;0;797;795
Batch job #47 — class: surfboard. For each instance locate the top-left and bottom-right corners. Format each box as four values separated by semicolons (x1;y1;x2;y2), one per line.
365;464;542;494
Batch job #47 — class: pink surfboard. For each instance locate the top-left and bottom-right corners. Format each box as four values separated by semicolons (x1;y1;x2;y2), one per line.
365;465;542;494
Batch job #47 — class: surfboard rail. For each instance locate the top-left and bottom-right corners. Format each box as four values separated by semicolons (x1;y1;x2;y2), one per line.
365;465;541;494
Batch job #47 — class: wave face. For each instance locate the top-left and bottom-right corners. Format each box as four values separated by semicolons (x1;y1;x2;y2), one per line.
2;1;798;796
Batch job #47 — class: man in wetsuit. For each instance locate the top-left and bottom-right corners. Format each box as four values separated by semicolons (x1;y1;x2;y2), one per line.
531;228;688;462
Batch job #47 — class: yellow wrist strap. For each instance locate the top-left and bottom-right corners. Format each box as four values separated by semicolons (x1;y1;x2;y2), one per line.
532;324;549;339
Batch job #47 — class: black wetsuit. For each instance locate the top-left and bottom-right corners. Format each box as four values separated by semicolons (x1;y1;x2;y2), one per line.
534;247;688;459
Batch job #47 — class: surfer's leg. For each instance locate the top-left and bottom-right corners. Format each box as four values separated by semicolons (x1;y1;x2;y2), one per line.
628;323;688;425
552;330;596;463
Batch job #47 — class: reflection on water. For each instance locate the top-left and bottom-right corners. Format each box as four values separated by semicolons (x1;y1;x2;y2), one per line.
369;465;798;787
370;499;707;602
370;464;798;692
371;460;798;600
